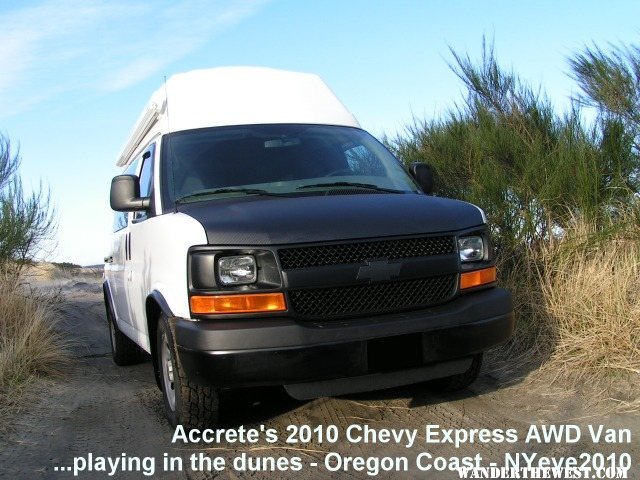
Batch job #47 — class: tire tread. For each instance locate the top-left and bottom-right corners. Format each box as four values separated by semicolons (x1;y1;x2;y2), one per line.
158;315;219;428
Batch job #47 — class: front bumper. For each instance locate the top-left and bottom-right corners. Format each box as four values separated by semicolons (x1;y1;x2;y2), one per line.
174;287;514;389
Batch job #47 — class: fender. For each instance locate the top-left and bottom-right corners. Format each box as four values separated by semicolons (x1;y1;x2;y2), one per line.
147;289;175;318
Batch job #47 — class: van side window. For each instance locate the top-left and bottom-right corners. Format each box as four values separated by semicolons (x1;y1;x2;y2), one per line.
112;212;128;232
135;146;154;220
112;159;139;232
139;152;153;198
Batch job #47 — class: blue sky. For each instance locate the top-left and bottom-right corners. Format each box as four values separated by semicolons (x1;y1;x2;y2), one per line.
1;0;639;265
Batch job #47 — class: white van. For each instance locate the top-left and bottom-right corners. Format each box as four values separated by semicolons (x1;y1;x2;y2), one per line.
104;67;514;428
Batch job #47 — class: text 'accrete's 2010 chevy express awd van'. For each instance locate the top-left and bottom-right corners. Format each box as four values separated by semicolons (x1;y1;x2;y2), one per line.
104;67;514;428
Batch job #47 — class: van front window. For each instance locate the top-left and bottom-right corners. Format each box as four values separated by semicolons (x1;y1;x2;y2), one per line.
162;124;419;204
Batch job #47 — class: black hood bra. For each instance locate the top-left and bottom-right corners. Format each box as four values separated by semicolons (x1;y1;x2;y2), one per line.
177;193;484;245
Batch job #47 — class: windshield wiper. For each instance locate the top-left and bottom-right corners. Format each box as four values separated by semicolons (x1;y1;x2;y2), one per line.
176;188;285;203
296;182;405;193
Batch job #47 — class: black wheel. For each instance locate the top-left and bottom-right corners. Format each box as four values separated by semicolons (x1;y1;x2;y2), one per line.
106;299;143;366
431;354;483;391
157;314;219;428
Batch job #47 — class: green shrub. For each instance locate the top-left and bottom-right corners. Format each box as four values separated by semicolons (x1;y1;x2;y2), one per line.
0;135;56;273
390;39;640;396
390;40;639;262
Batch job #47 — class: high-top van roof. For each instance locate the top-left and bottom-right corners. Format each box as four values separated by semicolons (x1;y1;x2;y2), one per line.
117;67;360;166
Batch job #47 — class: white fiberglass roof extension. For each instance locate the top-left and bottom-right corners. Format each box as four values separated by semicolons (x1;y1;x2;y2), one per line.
117;67;360;166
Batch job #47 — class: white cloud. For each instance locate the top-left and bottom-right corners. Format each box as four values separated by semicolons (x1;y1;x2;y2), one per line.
0;0;268;117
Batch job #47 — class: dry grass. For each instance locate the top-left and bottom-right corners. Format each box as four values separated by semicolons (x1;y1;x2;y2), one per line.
495;210;640;404
538;215;640;379
0;273;69;422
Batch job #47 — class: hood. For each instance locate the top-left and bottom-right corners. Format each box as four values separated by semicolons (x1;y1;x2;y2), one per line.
177;193;485;246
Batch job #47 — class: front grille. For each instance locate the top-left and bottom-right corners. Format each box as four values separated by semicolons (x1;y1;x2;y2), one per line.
289;274;457;319
278;235;455;269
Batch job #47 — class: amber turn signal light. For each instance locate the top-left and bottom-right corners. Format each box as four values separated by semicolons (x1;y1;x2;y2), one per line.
460;266;497;290
190;293;286;314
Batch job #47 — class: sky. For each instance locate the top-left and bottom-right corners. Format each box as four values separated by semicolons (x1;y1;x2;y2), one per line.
1;0;639;265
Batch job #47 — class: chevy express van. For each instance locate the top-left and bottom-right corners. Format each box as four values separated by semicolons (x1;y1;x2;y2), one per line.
104;67;514;428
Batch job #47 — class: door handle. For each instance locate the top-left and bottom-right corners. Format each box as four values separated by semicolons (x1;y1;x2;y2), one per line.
125;232;132;260
104;256;114;263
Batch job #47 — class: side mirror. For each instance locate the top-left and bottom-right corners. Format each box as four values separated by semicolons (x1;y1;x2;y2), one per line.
409;162;434;194
110;175;150;212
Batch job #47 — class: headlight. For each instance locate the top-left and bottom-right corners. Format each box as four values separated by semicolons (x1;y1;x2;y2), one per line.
458;236;484;262
218;255;257;285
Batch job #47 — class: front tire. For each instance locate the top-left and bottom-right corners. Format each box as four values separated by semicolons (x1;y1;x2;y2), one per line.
157;314;220;428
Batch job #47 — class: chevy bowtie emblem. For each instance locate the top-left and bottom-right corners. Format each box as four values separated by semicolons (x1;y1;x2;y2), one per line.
357;259;402;282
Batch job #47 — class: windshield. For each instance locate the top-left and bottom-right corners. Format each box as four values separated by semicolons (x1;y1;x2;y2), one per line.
161;124;419;205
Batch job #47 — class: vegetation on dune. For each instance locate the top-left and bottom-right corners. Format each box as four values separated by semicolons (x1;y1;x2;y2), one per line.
392;40;638;254
0;278;66;419
0;134;63;420
390;39;640;396
0;136;56;273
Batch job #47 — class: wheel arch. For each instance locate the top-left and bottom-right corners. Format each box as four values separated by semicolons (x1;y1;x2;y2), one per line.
146;290;174;390
103;280;115;319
